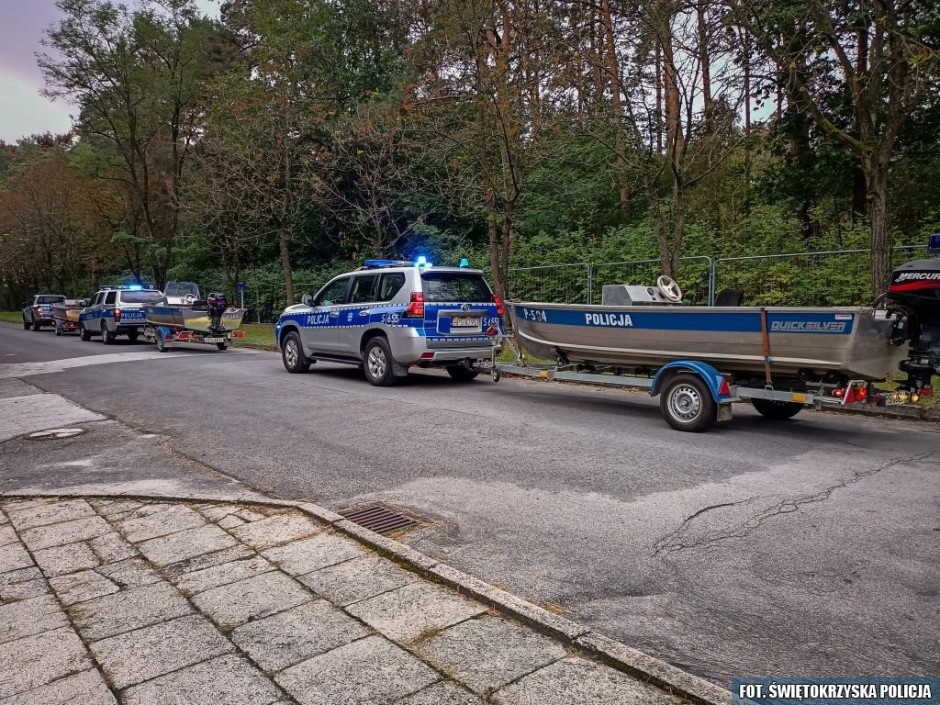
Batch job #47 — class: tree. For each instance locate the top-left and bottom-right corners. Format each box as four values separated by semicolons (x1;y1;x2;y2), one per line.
730;0;940;293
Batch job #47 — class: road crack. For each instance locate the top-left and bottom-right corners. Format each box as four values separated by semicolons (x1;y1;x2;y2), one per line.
653;452;932;556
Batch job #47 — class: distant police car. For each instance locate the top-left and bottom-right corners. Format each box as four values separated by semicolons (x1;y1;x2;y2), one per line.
274;258;504;385
79;285;163;344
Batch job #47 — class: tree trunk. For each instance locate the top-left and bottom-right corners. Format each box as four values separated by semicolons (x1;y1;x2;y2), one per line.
696;0;713;133
866;159;892;296
601;0;629;220
279;232;295;305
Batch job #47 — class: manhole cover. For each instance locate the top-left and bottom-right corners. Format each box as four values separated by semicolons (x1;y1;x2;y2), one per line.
339;503;420;535
25;428;86;440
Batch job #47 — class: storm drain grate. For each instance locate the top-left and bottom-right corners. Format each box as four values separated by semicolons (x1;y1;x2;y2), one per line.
339;503;419;535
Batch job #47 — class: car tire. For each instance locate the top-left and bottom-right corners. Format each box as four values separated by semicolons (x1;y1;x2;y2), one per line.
102;327;116;345
23;317;30;330
32;321;41;331
363;337;397;386
54;325;61;337
128;332;139;343
659;373;717;432
751;399;803;420
80;324;91;341
281;332;310;373
446;362;479;382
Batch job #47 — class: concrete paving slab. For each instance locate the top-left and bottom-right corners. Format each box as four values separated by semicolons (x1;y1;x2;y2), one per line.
347;581;487;644
173;556;275;596
415;614;566;694
0;567;43;595
297;554;419;607
96;557;161;589
0;668;117;705
19;516;110;551
33;541;100;577
491;657;681;705
218;514;245;528
69;581;192;640
5;499;96;531
87;532;136;563
0;594;68;644
231;599;371;672
0;393;104;443
91;614;234;689
195;503;242;522
121;654;282;705
262;532;367;576
160;543;254;578
397;681;485;705
192;570;311;628
276;635;439;705
0;627;92;698
0;542;34;573
0;526;15;547
136;524;237;567
118;504;206;543
0;575;47;602
93;499;143;517
49;570;119;606
229;513;321;550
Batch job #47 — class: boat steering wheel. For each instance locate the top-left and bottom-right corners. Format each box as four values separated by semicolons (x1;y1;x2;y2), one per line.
657;275;683;303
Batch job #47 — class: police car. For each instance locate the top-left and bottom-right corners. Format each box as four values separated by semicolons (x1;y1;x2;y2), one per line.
79;285;164;344
275;258;503;385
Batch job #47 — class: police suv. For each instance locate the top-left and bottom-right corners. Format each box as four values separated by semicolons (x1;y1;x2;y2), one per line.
79;285;164;344
275;258;503;385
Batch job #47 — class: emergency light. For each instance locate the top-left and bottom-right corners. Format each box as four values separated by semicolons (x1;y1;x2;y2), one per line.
415;255;432;268
459;258;470;268
928;233;940;254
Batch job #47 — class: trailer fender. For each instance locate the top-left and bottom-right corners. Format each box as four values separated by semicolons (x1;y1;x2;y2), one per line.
650;361;731;403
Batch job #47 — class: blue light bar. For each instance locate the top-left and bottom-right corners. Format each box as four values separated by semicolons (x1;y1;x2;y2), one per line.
364;259;403;267
127;284;143;291
929;234;940;254
415;255;432;268
459;258;470;268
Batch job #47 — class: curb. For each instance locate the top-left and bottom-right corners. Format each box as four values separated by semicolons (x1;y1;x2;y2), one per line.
1;490;730;705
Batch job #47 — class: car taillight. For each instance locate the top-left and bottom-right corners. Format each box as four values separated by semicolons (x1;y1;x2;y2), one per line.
113;307;121;322
493;295;504;317
403;292;425;318
34;306;42;314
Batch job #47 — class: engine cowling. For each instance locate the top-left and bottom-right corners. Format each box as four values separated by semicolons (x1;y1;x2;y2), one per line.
884;239;940;392
206;293;228;332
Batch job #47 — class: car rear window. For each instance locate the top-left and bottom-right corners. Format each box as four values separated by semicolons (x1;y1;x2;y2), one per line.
36;295;65;304
120;291;164;304
421;272;491;302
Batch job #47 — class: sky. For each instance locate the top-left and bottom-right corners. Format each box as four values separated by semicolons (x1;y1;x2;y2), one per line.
0;0;219;144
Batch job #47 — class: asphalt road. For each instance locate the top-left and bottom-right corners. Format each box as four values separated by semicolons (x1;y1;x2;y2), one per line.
2;322;938;686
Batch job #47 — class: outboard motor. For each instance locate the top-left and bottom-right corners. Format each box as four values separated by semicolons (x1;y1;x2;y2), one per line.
884;234;940;396
206;293;228;333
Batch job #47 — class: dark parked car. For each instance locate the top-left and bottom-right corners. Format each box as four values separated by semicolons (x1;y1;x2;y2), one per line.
22;295;66;331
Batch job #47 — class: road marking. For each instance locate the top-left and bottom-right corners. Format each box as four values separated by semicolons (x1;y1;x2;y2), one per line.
0;352;183;380
0;394;105;442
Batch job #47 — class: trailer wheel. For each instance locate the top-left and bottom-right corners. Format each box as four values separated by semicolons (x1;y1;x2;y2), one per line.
660;373;717;432
446;362;479;382
216;342;228;351
156;330;169;353
751;399;803;420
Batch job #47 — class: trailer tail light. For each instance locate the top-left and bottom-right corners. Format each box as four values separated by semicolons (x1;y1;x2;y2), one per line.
493;295;505;317
403;292;424;318
113;307;121;322
718;378;731;396
177;330;192;341
231;330;244;339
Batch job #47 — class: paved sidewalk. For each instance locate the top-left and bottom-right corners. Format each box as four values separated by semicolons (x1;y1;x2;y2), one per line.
0;497;690;705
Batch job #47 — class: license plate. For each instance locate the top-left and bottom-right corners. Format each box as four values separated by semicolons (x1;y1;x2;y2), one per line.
451;315;477;328
204;337;224;344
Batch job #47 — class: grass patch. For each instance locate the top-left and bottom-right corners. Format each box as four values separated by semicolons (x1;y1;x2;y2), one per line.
0;311;24;324
233;323;277;351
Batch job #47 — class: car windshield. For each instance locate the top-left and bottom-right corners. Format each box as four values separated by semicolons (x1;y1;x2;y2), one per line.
120;291;164;304
36;296;65;304
421;272;491;302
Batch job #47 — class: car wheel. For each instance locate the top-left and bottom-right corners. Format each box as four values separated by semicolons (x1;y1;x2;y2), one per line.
127;332;139;343
102;327;116;344
23;317;30;330
659;373;717;432
446;362;480;382
80;324;91;341
281;332;310;373
54;325;61;336
32;321;41;331
363;337;397;386
751;399;803;420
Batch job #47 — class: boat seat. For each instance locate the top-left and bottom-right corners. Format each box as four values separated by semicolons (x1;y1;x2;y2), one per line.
715;289;744;306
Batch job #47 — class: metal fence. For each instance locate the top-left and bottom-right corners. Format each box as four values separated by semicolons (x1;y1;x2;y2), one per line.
495;246;924;307
711;246;921;306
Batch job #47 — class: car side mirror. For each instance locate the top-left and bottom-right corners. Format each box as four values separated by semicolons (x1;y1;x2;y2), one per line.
301;293;314;307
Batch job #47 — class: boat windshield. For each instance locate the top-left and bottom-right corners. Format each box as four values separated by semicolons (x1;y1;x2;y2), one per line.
120;291;164;304
164;282;201;299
